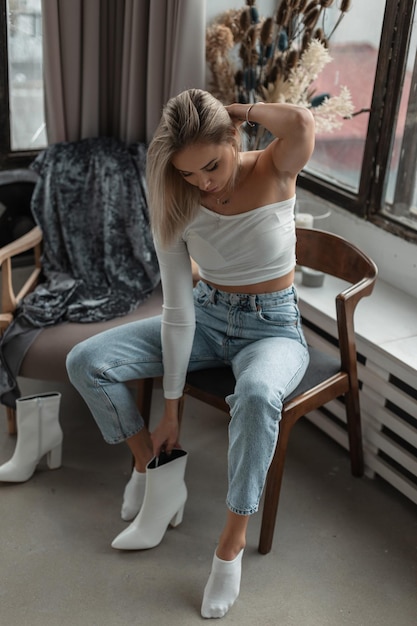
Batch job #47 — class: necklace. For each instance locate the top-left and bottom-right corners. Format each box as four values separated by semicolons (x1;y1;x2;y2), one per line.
211;159;242;206
216;192;230;205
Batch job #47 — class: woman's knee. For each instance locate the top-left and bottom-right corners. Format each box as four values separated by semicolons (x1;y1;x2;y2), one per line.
66;337;100;387
227;379;284;419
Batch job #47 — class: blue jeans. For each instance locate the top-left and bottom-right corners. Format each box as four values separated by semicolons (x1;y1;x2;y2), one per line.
66;281;309;515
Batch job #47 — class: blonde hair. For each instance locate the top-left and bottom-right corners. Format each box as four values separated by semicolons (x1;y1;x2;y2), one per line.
146;89;240;247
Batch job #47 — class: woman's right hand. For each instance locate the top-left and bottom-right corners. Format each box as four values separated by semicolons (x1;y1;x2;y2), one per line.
225;103;248;127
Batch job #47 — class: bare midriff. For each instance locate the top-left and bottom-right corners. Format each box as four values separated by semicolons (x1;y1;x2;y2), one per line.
204;269;295;295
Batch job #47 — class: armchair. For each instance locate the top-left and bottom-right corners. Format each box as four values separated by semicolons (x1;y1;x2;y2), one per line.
0;138;162;435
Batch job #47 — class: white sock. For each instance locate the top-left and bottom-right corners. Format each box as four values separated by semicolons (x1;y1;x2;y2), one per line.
201;549;244;619
121;468;146;521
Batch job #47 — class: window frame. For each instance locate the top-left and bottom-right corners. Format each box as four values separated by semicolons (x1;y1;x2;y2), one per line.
298;0;417;245
0;0;41;169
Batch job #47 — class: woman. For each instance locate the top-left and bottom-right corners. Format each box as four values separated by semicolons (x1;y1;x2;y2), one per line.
66;89;315;619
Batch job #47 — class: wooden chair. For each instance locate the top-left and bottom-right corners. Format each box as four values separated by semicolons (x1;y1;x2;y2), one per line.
0;170;43;433
182;228;378;554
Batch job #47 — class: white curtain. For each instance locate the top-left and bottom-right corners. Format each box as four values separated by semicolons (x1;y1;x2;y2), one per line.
42;0;206;145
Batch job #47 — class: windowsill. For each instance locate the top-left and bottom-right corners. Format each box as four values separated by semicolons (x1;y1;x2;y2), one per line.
295;270;417;378
296;188;417;376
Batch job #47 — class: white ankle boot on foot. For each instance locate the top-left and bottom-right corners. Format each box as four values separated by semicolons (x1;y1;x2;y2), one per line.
0;392;63;483
121;468;146;521
112;448;188;550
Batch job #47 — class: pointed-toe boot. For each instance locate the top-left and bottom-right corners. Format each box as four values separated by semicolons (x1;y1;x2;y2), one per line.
112;448;188;550
0;392;63;482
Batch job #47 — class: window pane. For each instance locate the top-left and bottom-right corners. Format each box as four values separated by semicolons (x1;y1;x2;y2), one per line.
6;0;46;151
383;15;417;232
305;1;385;192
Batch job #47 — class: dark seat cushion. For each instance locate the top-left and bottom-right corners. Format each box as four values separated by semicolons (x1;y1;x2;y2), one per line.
185;346;341;402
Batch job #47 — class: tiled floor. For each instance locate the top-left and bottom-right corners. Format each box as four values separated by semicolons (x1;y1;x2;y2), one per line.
1;378;416;626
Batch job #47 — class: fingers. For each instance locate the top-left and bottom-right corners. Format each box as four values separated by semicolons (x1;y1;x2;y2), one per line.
225;110;242;127
151;432;179;458
150;411;180;458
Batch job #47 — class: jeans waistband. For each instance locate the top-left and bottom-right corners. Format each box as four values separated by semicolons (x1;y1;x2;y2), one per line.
197;281;297;309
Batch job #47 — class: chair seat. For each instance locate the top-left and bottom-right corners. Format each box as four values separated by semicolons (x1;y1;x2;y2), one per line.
185;346;341;403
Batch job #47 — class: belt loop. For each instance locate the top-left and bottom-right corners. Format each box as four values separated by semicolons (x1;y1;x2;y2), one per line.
249;294;257;311
209;287;217;304
293;285;298;303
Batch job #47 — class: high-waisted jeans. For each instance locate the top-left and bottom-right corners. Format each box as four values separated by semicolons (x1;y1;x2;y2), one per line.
66;280;309;516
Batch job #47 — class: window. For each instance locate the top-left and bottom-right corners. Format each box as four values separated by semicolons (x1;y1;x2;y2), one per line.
1;0;417;243
382;18;417;231
299;0;417;243
0;0;46;167
305;2;385;195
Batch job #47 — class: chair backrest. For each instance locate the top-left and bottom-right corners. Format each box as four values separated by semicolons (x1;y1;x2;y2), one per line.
296;227;377;287
296;227;378;375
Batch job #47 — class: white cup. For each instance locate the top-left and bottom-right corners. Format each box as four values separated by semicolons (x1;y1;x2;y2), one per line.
295;212;314;228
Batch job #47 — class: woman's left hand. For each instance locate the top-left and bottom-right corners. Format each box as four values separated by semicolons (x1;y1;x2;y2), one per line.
151;402;181;457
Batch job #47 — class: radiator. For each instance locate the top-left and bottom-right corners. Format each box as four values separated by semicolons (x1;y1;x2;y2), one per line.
300;314;417;506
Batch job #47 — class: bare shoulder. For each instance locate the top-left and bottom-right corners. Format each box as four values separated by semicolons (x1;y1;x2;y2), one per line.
241;144;295;201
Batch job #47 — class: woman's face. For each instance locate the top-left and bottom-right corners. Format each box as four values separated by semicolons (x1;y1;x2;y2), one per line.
171;141;236;195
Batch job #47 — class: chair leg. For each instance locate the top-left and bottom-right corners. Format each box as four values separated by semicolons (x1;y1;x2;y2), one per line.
6;407;17;435
130;378;155;469
344;389;364;477
135;378;154;429
258;419;292;555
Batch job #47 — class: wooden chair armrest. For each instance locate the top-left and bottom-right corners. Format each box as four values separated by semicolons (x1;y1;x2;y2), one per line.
0;312;14;334
0;226;43;319
0;225;42;264
335;274;377;373
338;275;377;308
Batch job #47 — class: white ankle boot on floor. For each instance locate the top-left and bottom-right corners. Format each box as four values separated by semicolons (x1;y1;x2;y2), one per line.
0;392;63;482
112;448;188;550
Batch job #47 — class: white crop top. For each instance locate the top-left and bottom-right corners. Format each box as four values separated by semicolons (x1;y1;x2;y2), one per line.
183;197;296;285
155;196;297;399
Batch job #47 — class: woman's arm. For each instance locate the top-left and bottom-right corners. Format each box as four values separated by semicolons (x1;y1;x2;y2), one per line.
151;236;195;455
226;101;315;177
